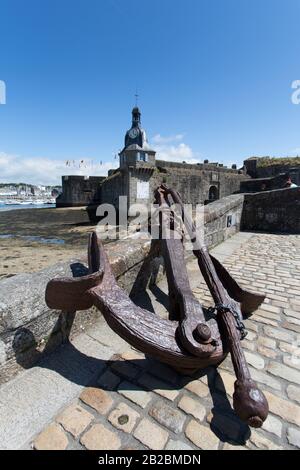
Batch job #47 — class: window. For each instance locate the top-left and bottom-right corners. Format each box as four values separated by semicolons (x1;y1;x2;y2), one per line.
137;152;148;162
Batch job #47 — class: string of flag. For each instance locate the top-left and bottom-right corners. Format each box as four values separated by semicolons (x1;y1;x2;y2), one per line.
65;155;118;169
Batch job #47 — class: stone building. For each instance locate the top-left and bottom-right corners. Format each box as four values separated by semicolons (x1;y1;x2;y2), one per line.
241;156;300;192
56;175;105;207
57;107;247;210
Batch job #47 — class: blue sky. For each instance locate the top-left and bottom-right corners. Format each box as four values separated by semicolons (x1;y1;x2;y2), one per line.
0;0;299;184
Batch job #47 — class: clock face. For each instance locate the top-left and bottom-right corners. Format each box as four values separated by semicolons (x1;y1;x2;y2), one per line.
129;128;139;139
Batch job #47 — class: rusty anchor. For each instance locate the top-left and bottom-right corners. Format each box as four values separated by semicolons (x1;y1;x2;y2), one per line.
45;185;269;428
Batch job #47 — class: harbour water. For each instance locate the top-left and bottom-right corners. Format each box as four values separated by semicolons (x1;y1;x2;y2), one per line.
0;203;55;212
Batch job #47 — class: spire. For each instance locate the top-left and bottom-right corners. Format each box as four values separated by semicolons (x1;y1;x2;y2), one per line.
135;88;139;106
132;106;141;126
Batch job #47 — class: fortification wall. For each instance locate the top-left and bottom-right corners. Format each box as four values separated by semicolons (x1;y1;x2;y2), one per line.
240;174;289;193
151;166;246;205
244;157;300;182
56;175;104;207
255;165;300;181
100;170;128;207
241;187;300;233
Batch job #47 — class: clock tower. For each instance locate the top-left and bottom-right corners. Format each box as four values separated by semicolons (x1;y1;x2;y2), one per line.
119;106;156;169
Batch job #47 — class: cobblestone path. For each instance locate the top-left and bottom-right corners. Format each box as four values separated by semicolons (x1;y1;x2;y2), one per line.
32;233;300;450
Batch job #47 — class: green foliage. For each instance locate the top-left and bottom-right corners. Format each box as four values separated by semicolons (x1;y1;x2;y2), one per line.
257;156;300;167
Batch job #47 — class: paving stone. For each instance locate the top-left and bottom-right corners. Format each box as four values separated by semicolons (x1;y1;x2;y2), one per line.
249;430;283;450
108;402;140;433
242;339;256;351
56;403;93;438
133;418;169;450
244;351;265;370
185;379;210;398
252;315;278;327
287;427;300;448
145;360;180;385
79;387;113;414
80;423;121;450
149;400;186;433
284;309;300;320
258;337;276;349
255;309;281;321
285;316;300;327
249;367;281;391
0;332;112;450
244;320;259;333
283;355;300;370
185;420;219;450
223;442;247;450
97;369;121;390
33;423;68;450
260;304;281;314
120;350;145;367
215;370;235;397
287;384;300;404
246;330;257;341
206;411;214;424
262;414;282;438
258;345;278;359
121;349;145;360
282;321;300;334
138;373;179;401
267;361;300;385
178;395;206;421
210;412;242;442
165;439;193;451
111;359;140;380
118;380;153;408
267;293;288;302
264;391;300;426
86;321;129;353
279;341;300;355
264;326;295;343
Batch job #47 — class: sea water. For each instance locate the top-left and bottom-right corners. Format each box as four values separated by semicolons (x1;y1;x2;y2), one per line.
0;203;55;212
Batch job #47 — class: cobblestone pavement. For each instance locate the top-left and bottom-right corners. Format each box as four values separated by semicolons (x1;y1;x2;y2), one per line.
32;233;300;450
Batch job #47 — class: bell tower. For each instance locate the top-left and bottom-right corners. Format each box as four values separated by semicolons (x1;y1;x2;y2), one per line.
118;106;156;206
119;106;156;169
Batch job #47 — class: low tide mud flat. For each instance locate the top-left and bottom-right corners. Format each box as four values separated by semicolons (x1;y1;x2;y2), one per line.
0;206;96;279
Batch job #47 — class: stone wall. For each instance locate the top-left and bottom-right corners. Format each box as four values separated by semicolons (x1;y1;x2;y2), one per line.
201;194;244;246
56;175;105;207
100;170;128;208
240;174;289;193
150;162;247;207
59;159;247;211
241;187;300;233
0;194;244;384
128;168;154;207
244;157;300;183
256;165;300;182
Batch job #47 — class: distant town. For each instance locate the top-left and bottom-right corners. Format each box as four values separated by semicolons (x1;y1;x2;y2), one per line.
0;183;62;206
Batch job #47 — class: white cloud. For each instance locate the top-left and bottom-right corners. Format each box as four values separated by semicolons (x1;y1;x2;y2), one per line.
151;134;201;164
0;134;202;186
290;148;300;155
0;152;118;186
152;133;185;144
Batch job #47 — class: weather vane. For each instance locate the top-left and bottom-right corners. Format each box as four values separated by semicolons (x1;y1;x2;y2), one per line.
135;88;139;106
